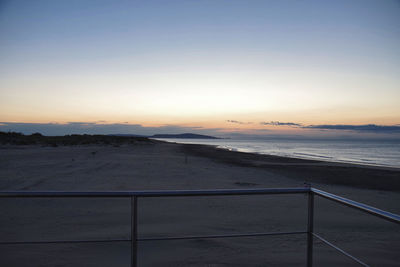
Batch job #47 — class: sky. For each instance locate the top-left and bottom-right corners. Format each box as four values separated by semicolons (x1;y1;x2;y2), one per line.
0;0;399;138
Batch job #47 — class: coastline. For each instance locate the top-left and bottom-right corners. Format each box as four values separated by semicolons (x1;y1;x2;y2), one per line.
153;138;400;170
180;142;400;170
180;142;400;192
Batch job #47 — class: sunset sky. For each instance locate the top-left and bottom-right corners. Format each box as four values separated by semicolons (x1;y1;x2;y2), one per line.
1;0;399;138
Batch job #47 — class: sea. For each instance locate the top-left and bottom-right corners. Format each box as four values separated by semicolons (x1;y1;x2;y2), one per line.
156;138;400;169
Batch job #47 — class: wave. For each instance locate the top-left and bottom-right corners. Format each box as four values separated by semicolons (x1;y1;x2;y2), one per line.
293;152;333;159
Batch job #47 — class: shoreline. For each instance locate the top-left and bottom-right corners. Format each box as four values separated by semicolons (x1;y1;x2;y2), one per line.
195;143;400;171
179;142;400;192
154;138;400;171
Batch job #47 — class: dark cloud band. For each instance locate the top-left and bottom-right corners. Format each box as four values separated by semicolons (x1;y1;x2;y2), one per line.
303;124;400;133
226;120;253;125
260;121;302;127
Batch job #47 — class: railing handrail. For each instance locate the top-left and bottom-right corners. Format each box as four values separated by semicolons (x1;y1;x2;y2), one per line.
1;187;399;225
0;187;309;198
311;188;400;224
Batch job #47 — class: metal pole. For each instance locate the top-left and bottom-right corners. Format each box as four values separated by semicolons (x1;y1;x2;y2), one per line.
131;196;138;267
307;192;314;267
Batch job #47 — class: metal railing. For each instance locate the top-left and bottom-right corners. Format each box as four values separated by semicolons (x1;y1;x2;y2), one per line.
0;187;399;267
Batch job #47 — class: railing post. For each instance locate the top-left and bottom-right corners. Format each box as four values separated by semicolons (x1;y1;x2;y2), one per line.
307;191;314;267
131;196;138;267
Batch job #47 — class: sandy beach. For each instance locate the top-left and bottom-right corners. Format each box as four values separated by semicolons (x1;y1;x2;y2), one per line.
0;141;399;266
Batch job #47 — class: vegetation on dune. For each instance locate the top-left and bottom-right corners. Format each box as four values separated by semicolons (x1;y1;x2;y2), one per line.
0;132;151;146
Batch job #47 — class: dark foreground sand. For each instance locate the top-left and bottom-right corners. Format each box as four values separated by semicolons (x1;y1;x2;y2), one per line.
0;141;399;266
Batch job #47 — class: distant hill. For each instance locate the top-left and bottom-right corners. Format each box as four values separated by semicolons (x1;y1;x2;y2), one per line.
150;133;220;139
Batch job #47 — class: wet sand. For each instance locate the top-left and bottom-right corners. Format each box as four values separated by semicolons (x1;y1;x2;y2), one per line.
0;141;399;266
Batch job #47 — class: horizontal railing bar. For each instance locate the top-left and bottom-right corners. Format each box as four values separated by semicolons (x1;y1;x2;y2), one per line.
312;233;369;267
0;238;131;245
0;231;308;246
0;188;310;198
311;188;400;224
138;231;307;242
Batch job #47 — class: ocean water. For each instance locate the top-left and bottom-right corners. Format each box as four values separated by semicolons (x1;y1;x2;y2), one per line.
157;138;400;169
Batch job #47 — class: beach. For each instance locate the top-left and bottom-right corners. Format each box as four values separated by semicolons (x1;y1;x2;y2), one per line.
0;141;399;266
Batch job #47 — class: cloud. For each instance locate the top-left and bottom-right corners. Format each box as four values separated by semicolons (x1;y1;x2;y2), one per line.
303;124;400;133
260;121;302;127
0;122;223;136
226;120;253;125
